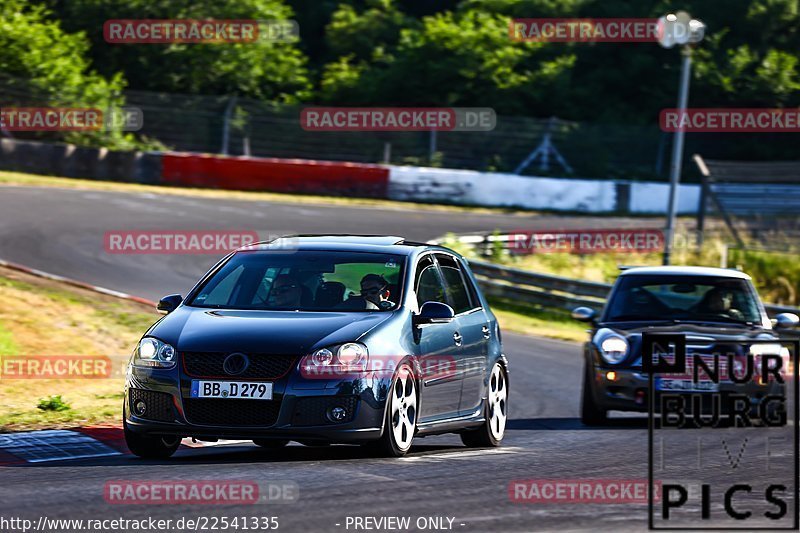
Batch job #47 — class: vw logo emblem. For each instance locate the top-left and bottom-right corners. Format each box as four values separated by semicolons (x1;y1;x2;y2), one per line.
223;352;249;376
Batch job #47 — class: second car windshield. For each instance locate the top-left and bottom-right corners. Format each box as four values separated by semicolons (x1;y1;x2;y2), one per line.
188;251;405;311
604;275;762;325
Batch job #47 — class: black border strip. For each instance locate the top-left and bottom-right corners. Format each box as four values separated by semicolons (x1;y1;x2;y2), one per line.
648;339;800;531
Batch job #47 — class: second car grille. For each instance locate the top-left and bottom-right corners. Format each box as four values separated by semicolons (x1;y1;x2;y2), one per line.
181;352;298;380
183;398;281;426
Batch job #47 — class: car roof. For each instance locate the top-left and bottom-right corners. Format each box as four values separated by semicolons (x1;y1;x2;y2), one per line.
619;265;751;280
237;234;433;255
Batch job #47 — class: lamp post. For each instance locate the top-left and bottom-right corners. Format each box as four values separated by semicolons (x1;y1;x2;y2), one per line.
658;12;706;265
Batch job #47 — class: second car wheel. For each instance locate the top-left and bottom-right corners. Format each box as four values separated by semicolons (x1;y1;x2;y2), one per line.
581;363;607;425
461;362;508;447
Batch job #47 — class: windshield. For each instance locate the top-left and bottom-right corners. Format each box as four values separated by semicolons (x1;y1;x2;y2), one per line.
188;250;405;312
603;275;763;325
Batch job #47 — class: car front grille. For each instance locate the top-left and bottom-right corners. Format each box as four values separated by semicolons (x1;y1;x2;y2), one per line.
292;396;358;426
181;352;298;380
129;388;176;422
183;398;282;426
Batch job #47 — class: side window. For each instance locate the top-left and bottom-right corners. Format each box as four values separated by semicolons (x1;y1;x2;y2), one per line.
415;255;447;308
436;254;476;314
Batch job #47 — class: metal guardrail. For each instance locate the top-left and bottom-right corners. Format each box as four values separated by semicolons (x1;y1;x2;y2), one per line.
469;258;797;317
468;259;609;313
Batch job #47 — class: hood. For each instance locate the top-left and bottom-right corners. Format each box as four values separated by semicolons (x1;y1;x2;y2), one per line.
147;306;394;354
602;321;774;340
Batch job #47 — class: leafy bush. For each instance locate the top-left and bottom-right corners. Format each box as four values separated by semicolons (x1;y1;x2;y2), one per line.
37;395;71;412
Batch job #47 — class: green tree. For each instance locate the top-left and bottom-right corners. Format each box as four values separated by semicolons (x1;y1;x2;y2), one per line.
42;0;312;102
0;0;133;148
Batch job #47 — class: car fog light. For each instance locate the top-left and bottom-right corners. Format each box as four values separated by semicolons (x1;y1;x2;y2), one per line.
133;399;147;416
606;371;617;381
328;406;348;422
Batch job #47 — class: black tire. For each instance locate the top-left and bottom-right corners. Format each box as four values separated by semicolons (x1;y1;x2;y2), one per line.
364;362;418;457
461;362;508;448
581;363;607;425
124;419;181;459
253;439;290;448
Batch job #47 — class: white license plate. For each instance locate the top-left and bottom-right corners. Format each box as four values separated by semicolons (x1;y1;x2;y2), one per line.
190;380;273;400
656;378;718;392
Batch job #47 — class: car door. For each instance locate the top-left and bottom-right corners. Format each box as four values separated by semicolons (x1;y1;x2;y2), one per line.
435;253;489;416
413;254;463;421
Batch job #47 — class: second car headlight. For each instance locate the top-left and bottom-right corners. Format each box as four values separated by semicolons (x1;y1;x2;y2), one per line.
600;336;629;364
134;337;176;368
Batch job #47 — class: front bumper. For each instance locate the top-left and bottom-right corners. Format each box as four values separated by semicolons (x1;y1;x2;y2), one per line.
590;366;786;413
124;364;391;443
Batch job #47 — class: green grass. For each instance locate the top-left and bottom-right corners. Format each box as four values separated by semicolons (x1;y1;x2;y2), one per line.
489;297;587;343
0;323;18;356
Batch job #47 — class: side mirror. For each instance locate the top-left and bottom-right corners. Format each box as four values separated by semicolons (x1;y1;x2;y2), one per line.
774;312;799;329
157;294;183;314
571;306;596;323
414;301;455;325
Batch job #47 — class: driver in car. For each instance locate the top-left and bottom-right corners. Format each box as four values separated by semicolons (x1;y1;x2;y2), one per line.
337;274;395;310
360;274;395;309
700;287;744;320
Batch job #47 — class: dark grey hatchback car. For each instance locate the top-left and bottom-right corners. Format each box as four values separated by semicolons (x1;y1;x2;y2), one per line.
124;235;508;457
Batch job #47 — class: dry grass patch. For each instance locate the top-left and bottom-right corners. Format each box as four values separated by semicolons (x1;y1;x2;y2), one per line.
0;266;158;431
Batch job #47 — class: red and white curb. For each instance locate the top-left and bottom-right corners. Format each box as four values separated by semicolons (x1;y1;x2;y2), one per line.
0;426;255;465
0;258;157;307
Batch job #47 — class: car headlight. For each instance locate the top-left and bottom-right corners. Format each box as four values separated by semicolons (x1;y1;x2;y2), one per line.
749;343;791;379
599;336;629;364
300;343;370;377
338;343;367;365
134;337;176;368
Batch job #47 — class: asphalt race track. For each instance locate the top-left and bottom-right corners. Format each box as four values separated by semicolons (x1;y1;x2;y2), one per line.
0;185;662;301
0;185;792;532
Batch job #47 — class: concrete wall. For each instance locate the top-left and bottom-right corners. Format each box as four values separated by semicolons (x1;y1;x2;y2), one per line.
0;138;701;214
0;138;161;184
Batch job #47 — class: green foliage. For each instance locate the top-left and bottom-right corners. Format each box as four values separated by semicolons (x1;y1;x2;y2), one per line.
314;0;800;122
11;0;800;154
43;0;312;102
0;0;135;148
37;395;71;412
